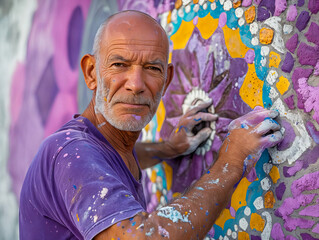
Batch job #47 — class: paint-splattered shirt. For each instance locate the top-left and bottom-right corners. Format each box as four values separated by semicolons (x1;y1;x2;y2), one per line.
19;115;146;240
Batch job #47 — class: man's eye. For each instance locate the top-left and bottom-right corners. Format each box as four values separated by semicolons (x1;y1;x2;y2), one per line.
147;66;161;72
112;63;125;67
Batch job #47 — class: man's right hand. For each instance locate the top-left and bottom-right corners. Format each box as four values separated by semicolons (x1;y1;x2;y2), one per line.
218;106;284;178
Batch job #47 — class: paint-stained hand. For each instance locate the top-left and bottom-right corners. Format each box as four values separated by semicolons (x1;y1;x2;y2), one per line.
165;100;218;157
219;106;284;177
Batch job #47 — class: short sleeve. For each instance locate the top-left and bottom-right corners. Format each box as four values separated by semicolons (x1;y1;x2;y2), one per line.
53;140;145;240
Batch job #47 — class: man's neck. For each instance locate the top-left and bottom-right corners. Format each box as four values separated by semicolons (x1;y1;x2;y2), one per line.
81;100;140;155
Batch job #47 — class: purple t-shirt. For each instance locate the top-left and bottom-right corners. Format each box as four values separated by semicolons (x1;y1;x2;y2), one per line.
19;116;146;239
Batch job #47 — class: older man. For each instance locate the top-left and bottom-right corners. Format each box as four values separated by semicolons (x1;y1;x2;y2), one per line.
20;11;283;239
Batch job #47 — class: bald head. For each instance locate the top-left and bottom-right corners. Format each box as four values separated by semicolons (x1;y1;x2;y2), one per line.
93;11;169;63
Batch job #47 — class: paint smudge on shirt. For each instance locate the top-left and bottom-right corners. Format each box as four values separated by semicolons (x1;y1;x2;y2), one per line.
100;188;108;199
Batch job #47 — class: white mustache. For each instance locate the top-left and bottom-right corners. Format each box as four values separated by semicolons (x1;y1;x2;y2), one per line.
111;96;152;107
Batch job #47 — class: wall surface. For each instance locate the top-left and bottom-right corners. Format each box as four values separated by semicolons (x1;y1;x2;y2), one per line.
1;0;318;239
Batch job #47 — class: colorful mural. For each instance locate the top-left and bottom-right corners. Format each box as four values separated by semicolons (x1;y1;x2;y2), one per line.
1;0;318;239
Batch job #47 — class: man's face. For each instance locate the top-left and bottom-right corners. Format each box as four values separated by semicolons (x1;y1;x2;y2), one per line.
94;14;170;131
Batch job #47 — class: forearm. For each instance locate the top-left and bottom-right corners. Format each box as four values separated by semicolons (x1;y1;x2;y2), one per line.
135;141;178;169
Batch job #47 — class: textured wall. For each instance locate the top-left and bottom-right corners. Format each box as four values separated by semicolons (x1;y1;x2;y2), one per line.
1;0;318;239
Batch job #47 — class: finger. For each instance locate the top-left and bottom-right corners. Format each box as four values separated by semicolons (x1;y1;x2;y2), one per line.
260;131;284;149
185;99;213;116
253;118;281;135
253;105;264;111
190;127;212;146
186;112;218;128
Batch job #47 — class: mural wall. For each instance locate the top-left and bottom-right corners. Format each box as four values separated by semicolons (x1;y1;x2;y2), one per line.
1;0;318;239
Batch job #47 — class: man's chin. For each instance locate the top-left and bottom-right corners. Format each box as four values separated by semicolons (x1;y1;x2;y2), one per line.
107;115;150;132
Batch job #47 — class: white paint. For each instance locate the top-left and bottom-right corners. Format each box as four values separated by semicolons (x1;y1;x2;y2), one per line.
93;215;98;223
251;37;259;46
261;212;272;240
100;188;108;199
264;17;285;53
266;70;278;85
171;9;178;23
182;0;192;5
211;2;217;10
157;206;191;223
178;8;184;18
111;218;115;224
250;22;259;35
244;206;251;216
235;8;244;18
223;0;232;11
253;196;264;210
199;0;206;5
208;178;220;184
239;218;248;230
227;228;232;236
203;3;208;10
234;224;238;231
224;236;229;240
223;163;229;173
261;46;270;56
159;12;169;32
220;0;225;5
283;24;293;34
185;4;191;13
232;232;237;239
269;87;279;100
193;4;200;12
261;57;267;67
269;99;312;164
238;18;245;26
263;163;273;174
261;177;272;191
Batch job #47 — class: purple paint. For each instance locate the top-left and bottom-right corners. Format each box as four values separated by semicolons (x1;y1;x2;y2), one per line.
306;121;319;144
286;236;299;240
312;223;319;234
292;68;313;110
301;233;319;240
257;0;275;21
246;167;257;182
219;12;227;28
275;182;286;200
298;0;305;6
229;206;236;217
291;171;319;198
285;33;299;54
271;222;285;240
286;5;298;22
193;16;199;25
308;0;319;14
296;11;310;32
284;95;295;110
242;0;253;7
299;205;319;217
274;0;287;16
251;236;261;240
284;145;319;177
253;0;262;4
244;49;255;64
305;22;319;46
277;120;296;151
281;52;295;73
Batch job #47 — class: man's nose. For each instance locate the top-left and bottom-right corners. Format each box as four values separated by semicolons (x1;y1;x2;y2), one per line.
124;65;146;95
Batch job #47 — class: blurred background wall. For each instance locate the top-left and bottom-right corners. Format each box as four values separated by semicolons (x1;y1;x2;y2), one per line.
1;0;318;239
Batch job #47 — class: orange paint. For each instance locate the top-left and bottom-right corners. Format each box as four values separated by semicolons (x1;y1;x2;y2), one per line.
259;28;274;45
264;190;276;208
233;0;242;8
175;0;182;9
245;6;256;24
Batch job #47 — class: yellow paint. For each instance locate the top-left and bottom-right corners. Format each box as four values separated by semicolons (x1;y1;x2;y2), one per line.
156;100;166;132
168;52;172;64
231;178;250;211
175;0;182;9
208;0;215;2
269;51;281;68
245;6;256;24
76;213;79;222
233;0;242;8
259;27;274;45
150;169;157;183
193;0;199;3
104;97;107;102
264;190;276;208
269;165;280;183
276;76;290;95
196;13;219;39
223;26;252;58
167;11;171;24
156;190;162;201
238;231;250;240
172;192;181;198
215;209;234;228
239;63;264;109
250;213;265;231
171;20;195;50
163;161;173;191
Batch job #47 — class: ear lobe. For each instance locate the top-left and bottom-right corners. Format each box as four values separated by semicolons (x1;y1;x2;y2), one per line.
81;54;97;90
162;63;174;96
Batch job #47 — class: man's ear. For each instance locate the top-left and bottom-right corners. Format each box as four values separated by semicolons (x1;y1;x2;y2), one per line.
162;63;174;96
81;54;97;90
